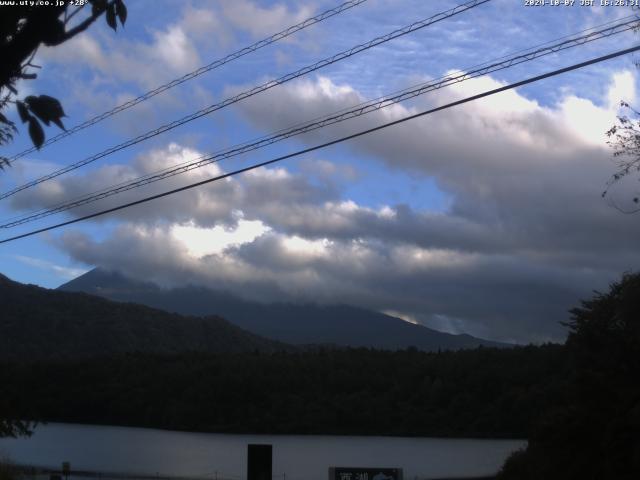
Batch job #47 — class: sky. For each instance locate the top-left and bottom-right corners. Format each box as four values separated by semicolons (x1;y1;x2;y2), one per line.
1;0;640;344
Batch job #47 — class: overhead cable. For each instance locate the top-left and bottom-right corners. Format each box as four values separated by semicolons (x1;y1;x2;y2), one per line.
2;15;637;229
6;0;371;164
1;44;638;245
0;0;490;200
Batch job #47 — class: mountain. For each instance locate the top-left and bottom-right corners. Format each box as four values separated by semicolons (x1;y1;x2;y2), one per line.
59;268;509;351
0;273;287;361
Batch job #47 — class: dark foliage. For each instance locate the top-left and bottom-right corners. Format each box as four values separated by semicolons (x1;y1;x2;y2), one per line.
0;458;18;480
0;273;287;361
498;272;640;480
0;272;285;438
0;0;126;164
0;419;34;438
0;345;568;438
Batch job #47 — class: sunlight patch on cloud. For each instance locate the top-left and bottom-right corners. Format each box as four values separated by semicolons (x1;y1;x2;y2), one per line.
246;166;291;181
606;70;636;110
378;205;396;219
281;235;332;257
392;246;477;272
442;71;539;114
172;219;270;258
558;95;616;147
383;310;420;325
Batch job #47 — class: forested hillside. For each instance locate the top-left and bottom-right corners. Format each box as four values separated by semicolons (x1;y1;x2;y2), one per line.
0;273;286;360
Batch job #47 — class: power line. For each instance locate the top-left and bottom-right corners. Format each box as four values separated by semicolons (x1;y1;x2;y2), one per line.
1;44;638;245
6;0;371;164
2;16;637;229
0;0;490;201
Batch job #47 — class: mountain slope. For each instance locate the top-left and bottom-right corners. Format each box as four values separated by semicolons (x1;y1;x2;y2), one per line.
0;273;287;360
59;268;509;351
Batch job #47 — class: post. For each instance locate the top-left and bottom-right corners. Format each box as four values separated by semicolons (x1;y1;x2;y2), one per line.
247;444;272;480
61;462;70;480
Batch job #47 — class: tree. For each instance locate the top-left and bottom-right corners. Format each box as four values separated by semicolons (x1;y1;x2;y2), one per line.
0;419;35;438
605;102;640;212
498;272;640;480
0;0;128;169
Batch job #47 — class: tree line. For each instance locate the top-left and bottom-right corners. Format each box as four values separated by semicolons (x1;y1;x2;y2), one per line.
1;344;568;439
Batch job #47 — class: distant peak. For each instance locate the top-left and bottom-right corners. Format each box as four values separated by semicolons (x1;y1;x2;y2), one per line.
0;272;13;283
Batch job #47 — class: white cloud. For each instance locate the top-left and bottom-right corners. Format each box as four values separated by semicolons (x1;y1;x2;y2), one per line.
13;255;88;280
172;218;270;258
281;235;332;257
151;25;201;73
607;70;636;109
221;1;316;38
181;5;231;47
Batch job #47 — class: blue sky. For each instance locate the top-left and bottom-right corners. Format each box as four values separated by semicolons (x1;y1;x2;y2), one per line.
1;0;640;343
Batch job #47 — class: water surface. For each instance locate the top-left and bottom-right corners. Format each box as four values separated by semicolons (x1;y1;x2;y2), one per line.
0;423;525;480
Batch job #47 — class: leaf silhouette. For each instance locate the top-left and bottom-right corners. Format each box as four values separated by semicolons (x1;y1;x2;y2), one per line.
25;95;66;129
106;3;117;31
116;0;128;26
16;101;30;123
28;117;45;150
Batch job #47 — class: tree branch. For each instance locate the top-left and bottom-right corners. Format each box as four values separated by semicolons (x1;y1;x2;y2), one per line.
51;1;116;46
64;5;84;26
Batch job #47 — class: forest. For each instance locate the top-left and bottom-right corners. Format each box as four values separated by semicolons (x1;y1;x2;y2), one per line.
0;345;567;439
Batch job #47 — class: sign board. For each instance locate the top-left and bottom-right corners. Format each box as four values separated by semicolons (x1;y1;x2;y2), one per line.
247;444;272;480
329;467;403;480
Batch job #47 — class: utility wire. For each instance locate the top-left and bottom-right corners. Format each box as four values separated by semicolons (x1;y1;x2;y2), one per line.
6;0;371;164
13;10;634;229
2;16;637;229
0;0;490;201
1;44;638;245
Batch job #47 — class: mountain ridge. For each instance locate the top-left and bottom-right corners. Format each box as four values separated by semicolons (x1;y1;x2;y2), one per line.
59;267;509;351
0;272;287;360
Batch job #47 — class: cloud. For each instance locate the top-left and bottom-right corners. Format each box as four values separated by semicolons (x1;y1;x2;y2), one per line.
220;1;316;39
13;255;88;280
38;0;320;93
230;74;640;257
180;4;232;47
8;143;339;229
12;69;640;344
55;223;594;343
40;28;200;90
151;25;201;73
34;6;207;129
171;218;270;257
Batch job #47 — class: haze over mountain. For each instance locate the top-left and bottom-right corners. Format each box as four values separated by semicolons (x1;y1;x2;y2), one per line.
59;268;509;351
0;273;285;361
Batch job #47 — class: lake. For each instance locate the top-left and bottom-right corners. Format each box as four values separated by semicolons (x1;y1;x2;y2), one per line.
0;423;525;480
